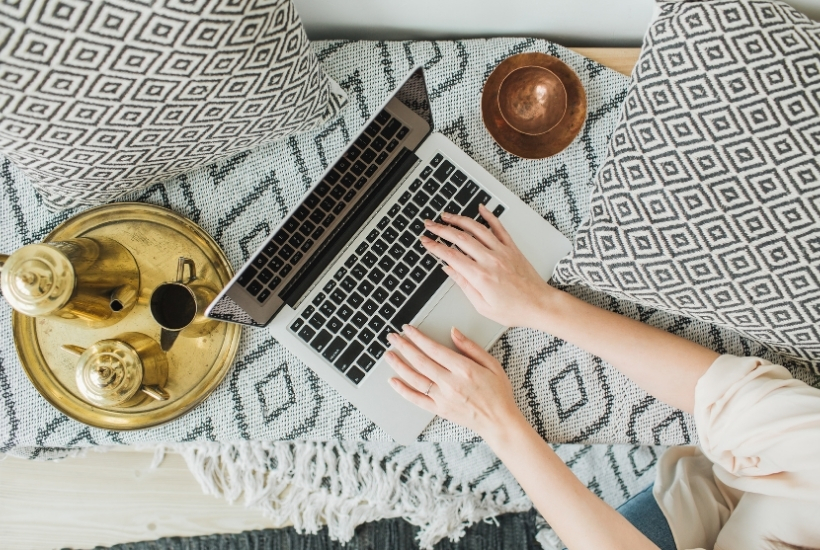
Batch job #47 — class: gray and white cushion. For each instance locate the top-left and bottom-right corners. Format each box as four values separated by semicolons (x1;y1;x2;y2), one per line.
0;0;346;210
554;0;820;371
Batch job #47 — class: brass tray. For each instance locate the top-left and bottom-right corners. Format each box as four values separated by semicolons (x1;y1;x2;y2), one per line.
12;203;241;430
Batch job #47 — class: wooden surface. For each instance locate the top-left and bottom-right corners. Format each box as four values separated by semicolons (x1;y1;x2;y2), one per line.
0;47;640;550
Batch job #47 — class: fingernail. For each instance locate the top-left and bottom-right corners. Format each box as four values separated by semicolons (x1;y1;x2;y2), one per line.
441;212;451;219
424;219;433;226
420;235;432;244
387;333;397;343
451;326;462;339
402;324;413;333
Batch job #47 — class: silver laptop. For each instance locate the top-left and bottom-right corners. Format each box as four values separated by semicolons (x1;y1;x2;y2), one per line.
206;67;572;444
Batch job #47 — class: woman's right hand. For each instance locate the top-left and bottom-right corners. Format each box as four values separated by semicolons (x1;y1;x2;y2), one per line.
421;204;556;329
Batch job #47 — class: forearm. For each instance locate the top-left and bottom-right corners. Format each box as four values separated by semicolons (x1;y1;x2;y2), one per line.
531;288;717;414
485;415;659;550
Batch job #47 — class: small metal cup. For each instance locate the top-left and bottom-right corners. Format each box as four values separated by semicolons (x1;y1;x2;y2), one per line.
63;332;169;408
150;257;217;351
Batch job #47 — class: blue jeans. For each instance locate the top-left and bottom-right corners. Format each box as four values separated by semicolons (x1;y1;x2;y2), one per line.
616;483;676;550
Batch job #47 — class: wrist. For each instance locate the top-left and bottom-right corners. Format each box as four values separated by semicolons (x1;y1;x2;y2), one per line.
524;282;563;332
480;409;533;450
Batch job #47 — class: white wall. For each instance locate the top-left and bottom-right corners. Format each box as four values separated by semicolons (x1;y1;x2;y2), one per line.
293;0;820;46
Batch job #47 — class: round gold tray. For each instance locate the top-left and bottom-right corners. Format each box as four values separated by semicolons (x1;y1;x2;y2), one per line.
12;203;242;430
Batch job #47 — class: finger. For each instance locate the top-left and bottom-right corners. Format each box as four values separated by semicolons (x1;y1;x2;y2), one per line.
451;326;502;373
387;331;451;380
477;203;515;247
401;324;478;375
388;377;437;413
420;236;476;273
442;265;486;307
423;219;492;262
384;350;433;393
439;212;501;250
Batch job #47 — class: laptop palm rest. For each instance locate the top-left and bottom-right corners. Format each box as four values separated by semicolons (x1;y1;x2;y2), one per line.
416;284;505;353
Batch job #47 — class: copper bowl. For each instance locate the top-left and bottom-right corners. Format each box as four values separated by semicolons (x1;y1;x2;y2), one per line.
497;66;568;136
482;52;587;159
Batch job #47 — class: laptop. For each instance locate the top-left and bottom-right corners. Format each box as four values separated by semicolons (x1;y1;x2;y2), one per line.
206;67;572;444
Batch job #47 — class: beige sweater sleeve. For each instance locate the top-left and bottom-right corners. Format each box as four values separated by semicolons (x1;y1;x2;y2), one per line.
693;355;820;501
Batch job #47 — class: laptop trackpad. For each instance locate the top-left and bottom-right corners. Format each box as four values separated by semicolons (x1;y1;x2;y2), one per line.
416;285;505;352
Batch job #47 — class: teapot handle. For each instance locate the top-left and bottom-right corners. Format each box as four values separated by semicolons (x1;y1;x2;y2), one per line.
141;385;170;401
0;254;8;273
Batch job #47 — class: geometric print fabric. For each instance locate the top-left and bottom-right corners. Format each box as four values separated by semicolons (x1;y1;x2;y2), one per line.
555;0;820;372
0;0;346;210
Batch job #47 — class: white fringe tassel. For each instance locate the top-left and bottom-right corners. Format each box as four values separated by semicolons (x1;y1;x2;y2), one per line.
155;441;532;549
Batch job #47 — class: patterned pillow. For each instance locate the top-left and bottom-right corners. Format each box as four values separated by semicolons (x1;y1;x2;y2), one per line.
554;0;820;369
0;0;346;210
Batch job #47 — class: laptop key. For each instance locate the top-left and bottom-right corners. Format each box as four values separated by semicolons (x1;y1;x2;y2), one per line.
384;275;399;291
310;210;325;224
334;267;347;280
355;242;368;255
319;302;335;317
410;179;422;191
367;229;380;242
453;182;477;207
376;151;389;165
378;256;395;272
355;177;367;189
423;179;439;195
388;244;404;260
402;202;419;219
291;318;304;331
298;325;316;342
433;161;454;182
355;135;370;149
311;226;325;239
320;197;335;212
347;291;364;307
333;202;346;215
322;336;347;362
380;119;401;139
327;317;343;333
247;280;263;296
362;299;378;316
330;184;345;200
386;139;399;152
290;251;303;265
375;110;391;124
412;239;426;255
268;256;284;271
341;276;357;292
336;158;351;172
377;216;390;230
252;255;268;269
301;239;314;253
378;303;395;319
410;266;426;283
450;170;467;186
421;166;433;178
238;266;257;287
389;291;406;307
309;313;326;329
388;203;401;217
336;341;364;371
440;183;457;198
368;316;385;332
330;289;347;304
367;267;384;284
393;265;448;328
373;287;389;302
408;219;425;235
462;190;492;219
359;329;374;344
400;280;417;295
403;250;420;265
338;304;353;321
412;190;430;207
342;324;358;340
419;207;436;221
346;146;361;161
430;154;443;167
351;311;367;327
391;215;408;231
301;305;315;319
365;164;378;177
382;227;399;243
493;204;506;217
257;268;273;284
280;264;292;277
372;239;387;255
323;280;337;293
367;342;386;360
342;175;357;190
357;354;376;372
345;254;358;268
421;255;437;270
358;280;375;296
399;232;415;247
269;276;282;289
378;326;398;346
351;264;367;280
444;202;460;215
305;193;320;208
365;122;379;137
372;136;387;151
351;160;366;176
257;289;271;303
430;195;446;210
393;262;410;278
346;365;366;384
397;127;409;139
362;252;378;267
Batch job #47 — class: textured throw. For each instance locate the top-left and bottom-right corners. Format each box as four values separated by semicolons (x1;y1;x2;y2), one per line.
2;37;806;550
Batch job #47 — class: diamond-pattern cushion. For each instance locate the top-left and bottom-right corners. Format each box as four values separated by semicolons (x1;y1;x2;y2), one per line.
0;0;346;210
554;0;820;371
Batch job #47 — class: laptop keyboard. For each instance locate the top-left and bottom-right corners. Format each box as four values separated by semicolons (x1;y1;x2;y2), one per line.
235;109;410;305
288;152;505;386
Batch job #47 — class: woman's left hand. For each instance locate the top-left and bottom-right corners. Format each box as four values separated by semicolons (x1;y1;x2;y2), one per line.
385;324;524;442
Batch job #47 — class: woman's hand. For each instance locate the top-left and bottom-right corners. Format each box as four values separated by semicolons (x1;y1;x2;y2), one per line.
385;324;524;442
420;204;555;329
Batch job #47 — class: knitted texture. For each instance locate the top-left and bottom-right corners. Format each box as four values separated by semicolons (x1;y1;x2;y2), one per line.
554;0;820;370
0;0;347;210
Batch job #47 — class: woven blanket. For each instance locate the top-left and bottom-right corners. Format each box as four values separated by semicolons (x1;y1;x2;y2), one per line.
6;37;808;550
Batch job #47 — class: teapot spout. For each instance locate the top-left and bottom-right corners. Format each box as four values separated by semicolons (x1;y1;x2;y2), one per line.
61;344;87;356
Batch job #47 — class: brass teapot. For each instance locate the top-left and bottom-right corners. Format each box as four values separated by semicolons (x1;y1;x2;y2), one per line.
0;237;139;328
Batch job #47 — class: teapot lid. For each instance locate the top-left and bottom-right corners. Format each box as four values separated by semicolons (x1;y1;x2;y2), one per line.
0;244;74;316
74;340;144;407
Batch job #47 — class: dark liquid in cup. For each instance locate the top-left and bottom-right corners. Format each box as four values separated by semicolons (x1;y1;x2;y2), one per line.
151;284;196;330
